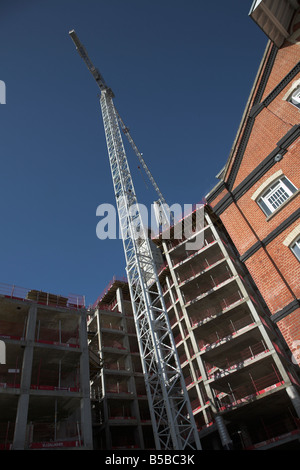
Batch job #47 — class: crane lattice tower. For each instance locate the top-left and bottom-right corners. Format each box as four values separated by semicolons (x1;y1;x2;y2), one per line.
69;30;201;450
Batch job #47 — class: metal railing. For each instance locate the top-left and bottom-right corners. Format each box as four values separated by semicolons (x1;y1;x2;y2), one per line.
92;275;127;309
214;369;284;412
0;282;85;310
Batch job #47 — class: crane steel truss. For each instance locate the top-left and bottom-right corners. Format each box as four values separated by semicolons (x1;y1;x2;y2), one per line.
69;30;201;450
114;109;172;226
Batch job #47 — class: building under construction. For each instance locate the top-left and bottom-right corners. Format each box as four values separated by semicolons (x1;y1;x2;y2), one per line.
0;206;299;450
153;206;300;449
85;0;300;450
0;284;92;450
88;277;155;450
0;0;299;451
86;206;300;450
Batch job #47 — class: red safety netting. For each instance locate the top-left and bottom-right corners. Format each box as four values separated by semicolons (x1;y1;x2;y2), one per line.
27;421;82;449
245;420;300;449
0;422;15;449
205;340;269;379
177;252;225;285
30;359;80;392
171;234;216;266
197;314;255;351
35;323;80;348
183;270;234;305
214;368;284;412
188;290;244;326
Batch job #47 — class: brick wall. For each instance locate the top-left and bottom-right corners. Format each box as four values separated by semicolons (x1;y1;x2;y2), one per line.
207;28;300;360
244;246;296;314
237;144;300;242
278;308;300;366
232;109;291;190
219;202;259;255
261;41;300;100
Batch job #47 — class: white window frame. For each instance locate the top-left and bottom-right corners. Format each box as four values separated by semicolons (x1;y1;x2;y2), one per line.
257;176;297;217
289;87;300;109
291;236;300;262
283;79;300;110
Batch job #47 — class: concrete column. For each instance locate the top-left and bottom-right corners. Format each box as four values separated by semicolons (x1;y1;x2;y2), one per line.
207;213;294;390
286;385;300;419
79;311;93;449
96;309;111;448
163;242;216;416
129;374;145;449
116;287;124;313
164;274;211;423
116;287;145;448
13;304;37;449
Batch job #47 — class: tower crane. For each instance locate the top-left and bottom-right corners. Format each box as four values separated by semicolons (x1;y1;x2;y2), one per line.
69;30;201;450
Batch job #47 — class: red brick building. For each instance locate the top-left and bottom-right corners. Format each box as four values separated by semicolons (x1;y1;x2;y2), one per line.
206;1;300;365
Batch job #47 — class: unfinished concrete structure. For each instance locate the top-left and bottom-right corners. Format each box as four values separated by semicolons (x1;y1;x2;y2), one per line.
86;205;300;450
88;277;155;450
0;217;299;450
151;205;300;449
1;1;298;452
0;283;92;450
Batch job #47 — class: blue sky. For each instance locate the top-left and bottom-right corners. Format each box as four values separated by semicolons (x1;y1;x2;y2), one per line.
0;0;268;306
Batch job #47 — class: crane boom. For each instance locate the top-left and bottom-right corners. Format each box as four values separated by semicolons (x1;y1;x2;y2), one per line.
69;29;172;226
69;30;201;450
69;30;111;94
115;112;163;199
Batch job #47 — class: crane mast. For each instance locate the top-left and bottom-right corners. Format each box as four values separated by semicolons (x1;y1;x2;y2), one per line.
69;30;201;450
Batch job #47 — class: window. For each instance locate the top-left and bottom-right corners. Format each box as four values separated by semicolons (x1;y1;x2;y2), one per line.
257;176;297;217
289;87;300;109
291;237;300;262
